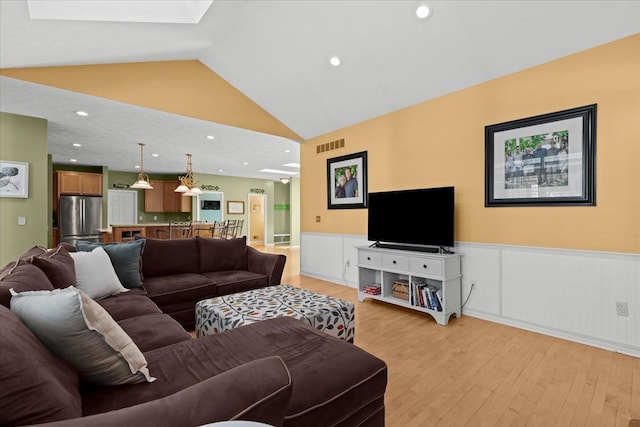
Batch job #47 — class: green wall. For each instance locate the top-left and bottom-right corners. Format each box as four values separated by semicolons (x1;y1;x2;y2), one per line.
0;112;49;266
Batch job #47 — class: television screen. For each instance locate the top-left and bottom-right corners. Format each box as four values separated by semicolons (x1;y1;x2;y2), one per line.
201;200;220;210
367;186;454;250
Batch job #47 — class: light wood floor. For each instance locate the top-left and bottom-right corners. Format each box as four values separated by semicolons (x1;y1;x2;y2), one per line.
255;244;639;427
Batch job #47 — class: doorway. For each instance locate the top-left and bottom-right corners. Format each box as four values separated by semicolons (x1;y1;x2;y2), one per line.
107;190;137;225
248;194;266;244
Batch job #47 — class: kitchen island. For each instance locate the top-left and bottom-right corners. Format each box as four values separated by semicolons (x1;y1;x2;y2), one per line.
102;223;214;242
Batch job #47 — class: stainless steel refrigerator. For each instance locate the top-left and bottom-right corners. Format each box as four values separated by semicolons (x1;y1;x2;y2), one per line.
59;195;103;245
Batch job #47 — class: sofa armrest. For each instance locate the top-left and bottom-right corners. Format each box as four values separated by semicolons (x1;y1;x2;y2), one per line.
33;356;292;427
247;247;286;285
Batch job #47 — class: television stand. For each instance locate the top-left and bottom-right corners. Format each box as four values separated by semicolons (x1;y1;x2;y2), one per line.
372;242;439;253
357;246;462;325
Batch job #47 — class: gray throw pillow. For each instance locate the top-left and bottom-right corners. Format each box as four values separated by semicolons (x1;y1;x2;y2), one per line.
76;240;145;289
10;286;155;385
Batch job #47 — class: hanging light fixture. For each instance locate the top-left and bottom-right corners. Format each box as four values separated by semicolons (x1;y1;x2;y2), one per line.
131;143;153;189
279;177;291;184
175;153;202;196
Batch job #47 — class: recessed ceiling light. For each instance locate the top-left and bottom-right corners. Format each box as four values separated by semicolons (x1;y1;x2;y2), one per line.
283;163;300;168
69;159;77;162
329;56;341;67
74;110;88;116
206;135;215;140
416;4;431;19
218;169;224;173
151;153;159;157
243;162;249;166
284;149;290;153
72;143;82;147
134;165;140;169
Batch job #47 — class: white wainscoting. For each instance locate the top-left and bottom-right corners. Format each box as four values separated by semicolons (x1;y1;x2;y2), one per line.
300;232;640;357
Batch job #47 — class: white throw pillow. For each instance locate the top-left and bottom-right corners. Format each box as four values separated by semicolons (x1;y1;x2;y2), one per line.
69;246;128;299
10;286;155;385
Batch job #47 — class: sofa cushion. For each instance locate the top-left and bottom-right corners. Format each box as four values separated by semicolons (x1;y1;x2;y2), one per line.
0;259;54;308
0;305;82;426
201;270;269;296
117;313;193;352
76;239;145;289
43;357;293;427
197;236;248;273
97;292;162;322
140;237;200;278
144;273;216;308
29;245;76;289
10;287;155;385
69;246;128;300
80;316;387;425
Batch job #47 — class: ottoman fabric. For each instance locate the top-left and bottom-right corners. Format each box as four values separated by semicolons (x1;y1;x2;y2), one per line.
195;285;355;341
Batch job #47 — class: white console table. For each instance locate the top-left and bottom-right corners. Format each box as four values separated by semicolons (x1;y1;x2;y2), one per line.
357;246;462;325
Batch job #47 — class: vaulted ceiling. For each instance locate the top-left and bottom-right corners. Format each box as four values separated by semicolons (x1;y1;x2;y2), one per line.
1;0;639;179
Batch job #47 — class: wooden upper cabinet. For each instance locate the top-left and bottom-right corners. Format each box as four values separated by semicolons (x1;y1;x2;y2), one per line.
57;171;103;195
144;180;164;212
162;181;178;212
144;181;191;213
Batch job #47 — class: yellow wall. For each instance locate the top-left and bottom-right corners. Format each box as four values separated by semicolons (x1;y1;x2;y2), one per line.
0;60;301;141
302;34;640;254
0;112;49;266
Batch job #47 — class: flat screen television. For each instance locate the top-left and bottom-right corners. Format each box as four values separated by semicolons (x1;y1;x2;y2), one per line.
367;186;454;252
201;200;220;210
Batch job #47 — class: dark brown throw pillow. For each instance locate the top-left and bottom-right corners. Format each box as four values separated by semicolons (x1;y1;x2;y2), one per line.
30;245;76;289
0;260;55;308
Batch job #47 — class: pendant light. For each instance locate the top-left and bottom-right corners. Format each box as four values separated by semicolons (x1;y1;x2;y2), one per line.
131;143;153;189
175;153;202;196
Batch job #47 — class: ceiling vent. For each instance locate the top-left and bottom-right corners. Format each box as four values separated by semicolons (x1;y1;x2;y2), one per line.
317;138;345;154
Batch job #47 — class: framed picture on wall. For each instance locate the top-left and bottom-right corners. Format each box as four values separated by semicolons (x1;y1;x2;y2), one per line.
327;151;368;209
227;201;245;214
0;160;29;198
485;104;596;207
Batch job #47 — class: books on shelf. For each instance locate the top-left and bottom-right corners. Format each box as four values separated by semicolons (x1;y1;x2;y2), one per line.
411;281;442;311
362;284;381;295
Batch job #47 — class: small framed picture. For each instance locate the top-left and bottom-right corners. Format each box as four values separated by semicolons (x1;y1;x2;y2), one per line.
0;160;29;198
327;151;368;209
485;104;596;207
227;200;245;214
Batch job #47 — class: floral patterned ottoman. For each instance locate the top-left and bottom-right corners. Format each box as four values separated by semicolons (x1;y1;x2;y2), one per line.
195;285;355;342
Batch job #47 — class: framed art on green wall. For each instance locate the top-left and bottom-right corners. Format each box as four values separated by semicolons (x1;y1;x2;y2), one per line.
0;160;29;198
485;104;596;207
327;151;368;209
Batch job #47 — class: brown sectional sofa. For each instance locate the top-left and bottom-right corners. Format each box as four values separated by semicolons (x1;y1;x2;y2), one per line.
0;238;388;426
139;236;287;327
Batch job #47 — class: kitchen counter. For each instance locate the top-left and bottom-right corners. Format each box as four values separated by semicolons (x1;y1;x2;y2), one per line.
104;223;213;242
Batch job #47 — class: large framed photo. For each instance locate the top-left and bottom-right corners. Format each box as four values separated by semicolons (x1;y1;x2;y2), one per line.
0;160;29;198
327;151;368;209
485;104;596;207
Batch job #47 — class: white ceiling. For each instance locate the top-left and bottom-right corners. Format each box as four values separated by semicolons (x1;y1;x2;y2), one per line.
1;0;639;179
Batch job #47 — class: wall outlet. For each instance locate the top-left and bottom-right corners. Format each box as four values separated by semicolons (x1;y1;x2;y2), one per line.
616;301;629;317
346;260;351;267
17;216;26;226
316;216;321;223
153;216;158;221
139;215;143;221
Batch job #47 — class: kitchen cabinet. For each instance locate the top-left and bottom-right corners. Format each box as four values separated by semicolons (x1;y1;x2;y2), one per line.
144;181;192;213
57;171;103;196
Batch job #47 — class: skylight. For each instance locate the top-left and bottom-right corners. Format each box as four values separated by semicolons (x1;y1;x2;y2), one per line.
27;0;214;24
